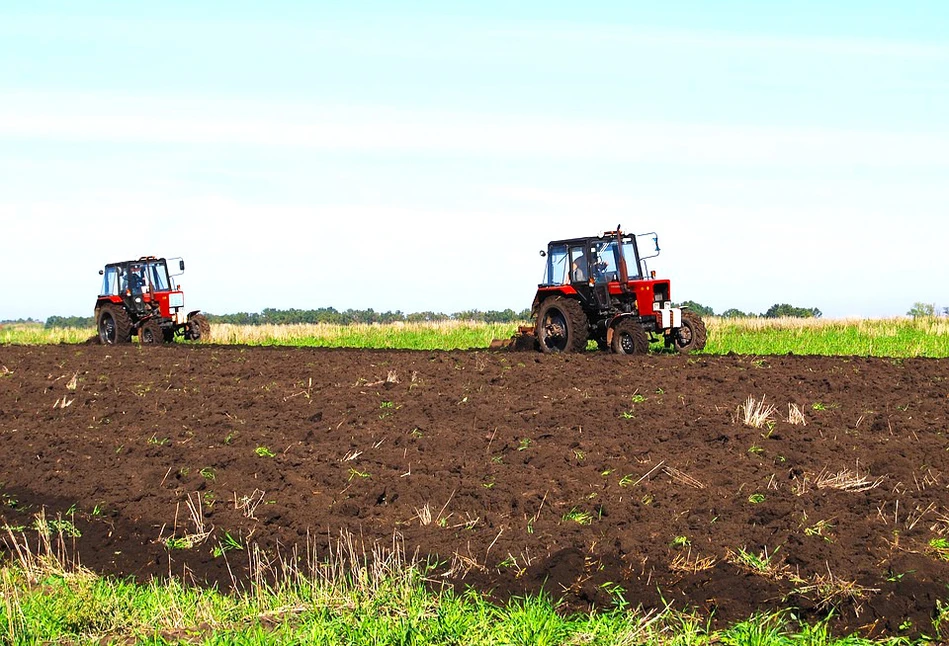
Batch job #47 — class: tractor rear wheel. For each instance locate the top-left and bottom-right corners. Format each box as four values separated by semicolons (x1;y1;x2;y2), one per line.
611;318;650;355
189;314;211;341
536;297;588;353
668;311;707;353
97;305;132;345
139;319;164;344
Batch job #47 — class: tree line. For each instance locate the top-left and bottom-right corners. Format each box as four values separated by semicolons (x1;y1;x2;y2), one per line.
31;302;949;329
41;303;832;329
907;302;949;318
44;307;534;328
205;307;534;325
678;302;823;319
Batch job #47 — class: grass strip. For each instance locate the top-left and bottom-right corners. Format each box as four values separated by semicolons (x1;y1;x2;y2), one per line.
5;316;949;357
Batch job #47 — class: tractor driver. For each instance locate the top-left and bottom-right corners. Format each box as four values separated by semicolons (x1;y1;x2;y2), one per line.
128;267;145;293
590;255;608;281
571;256;587;282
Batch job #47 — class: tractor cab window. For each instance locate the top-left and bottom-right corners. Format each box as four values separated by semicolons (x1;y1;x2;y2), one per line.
100;267;120;296
542;244;569;286
591;240;618;283
620;237;642;279
144;261;171;291
569;246;587;282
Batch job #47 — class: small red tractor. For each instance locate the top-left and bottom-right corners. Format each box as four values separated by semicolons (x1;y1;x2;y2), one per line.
94;256;210;344
494;226;706;354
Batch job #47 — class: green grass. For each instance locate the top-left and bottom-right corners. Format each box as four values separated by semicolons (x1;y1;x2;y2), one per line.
702;315;949;357
1;524;939;645
4;315;949;356
1;323;95;345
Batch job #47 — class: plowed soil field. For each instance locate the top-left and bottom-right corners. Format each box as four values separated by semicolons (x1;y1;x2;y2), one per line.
2;344;949;638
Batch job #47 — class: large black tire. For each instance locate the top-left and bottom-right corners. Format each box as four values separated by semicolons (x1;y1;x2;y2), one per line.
139;319;165;344
189;313;211;342
535;297;588;353
668;310;707;353
611;318;650;355
97;305;133;345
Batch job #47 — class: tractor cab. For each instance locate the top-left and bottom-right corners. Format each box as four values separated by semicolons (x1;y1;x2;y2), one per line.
540;229;668;318
541;234;646;289
100;257;178;298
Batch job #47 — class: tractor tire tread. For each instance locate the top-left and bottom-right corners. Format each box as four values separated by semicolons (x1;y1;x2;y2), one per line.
611;318;650;355
672;310;708;353
97;304;133;345
535;296;588;353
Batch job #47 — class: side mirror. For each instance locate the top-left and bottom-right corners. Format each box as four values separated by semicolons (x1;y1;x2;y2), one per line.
539;250;547;257
98;269;104;275
179;260;185;271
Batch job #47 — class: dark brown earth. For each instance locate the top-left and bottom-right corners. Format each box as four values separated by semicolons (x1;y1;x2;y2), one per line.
2;344;949;638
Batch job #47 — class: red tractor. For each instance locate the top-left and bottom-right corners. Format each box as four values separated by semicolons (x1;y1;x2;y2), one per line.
496;226;706;354
95;256;210;344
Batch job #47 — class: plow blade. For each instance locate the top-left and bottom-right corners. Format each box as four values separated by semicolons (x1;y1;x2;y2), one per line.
489;326;538;351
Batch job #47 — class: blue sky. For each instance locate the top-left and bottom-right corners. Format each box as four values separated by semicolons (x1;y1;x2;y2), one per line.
2;1;948;320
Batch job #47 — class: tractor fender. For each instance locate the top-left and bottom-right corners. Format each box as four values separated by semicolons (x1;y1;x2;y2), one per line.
186;309;202;320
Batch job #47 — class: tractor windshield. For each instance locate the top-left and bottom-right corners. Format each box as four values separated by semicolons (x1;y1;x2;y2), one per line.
590;237;641;283
144;260;172;291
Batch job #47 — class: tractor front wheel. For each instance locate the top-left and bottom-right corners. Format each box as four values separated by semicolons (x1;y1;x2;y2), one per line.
97;305;132;345
139;319;165;344
536;297;588;353
611;318;650;355
668;311;707;353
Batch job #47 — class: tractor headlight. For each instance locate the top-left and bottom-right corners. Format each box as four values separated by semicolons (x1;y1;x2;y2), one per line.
169;293;184;308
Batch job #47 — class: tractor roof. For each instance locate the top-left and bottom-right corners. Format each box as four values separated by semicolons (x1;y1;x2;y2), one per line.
104;256;166;268
547;230;634;249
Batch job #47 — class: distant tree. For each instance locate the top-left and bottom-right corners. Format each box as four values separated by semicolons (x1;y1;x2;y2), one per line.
2;317;42;325
763;304;822;319
483;309;520;323
677;300;715;317
45;315;94;328
720;308;749;319
206;311;263;325
452;309;523;323
405;311;449;322
907;302;937;318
